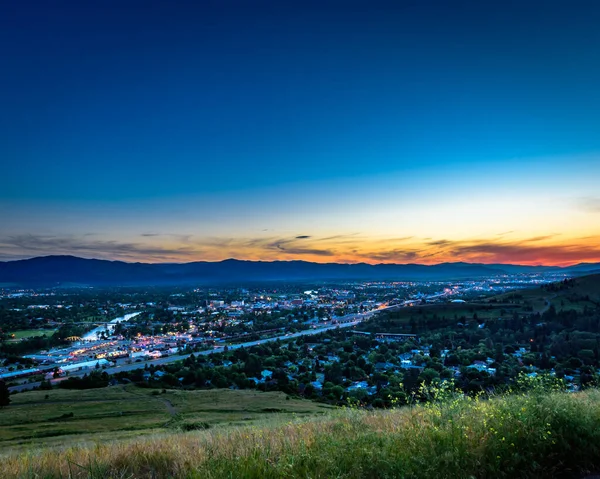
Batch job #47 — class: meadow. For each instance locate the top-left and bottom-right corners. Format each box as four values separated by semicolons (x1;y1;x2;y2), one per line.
0;386;331;451
4;329;57;341
3;385;600;478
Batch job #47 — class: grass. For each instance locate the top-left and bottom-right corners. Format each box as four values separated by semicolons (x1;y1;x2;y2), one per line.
489;274;600;314
3;387;600;478
377;275;600;332
0;386;330;450
4;329;57;341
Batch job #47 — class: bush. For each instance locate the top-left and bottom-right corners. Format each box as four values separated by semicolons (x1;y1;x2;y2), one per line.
181;421;211;431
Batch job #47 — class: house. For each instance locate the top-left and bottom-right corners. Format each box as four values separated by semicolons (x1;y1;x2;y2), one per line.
347;381;369;391
374;362;396;372
467;363;496;375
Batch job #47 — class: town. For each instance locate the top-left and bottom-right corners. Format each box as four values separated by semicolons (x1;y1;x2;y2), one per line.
1;271;582;402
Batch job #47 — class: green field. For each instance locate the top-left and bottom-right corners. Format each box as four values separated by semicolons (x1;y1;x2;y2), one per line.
0;386;331;451
4;329;56;341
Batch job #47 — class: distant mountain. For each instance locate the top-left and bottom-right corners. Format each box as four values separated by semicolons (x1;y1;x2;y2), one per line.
0;256;599;287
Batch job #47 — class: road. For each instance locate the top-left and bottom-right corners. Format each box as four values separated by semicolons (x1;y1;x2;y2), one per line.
539;293;557;315
9;310;377;393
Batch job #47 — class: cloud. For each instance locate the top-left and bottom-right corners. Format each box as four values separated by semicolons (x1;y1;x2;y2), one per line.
140;233;193;242
266;237;334;256
343;234;600;266
275;247;335;257
427;236;600;266
0;234;197;262
358;249;421;262
3;232;600;267
427;239;453;247
520;235;559;243
181;235;338;260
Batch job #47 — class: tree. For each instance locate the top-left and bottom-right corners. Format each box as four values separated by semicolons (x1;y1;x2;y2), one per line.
331;385;345;399
0;380;11;408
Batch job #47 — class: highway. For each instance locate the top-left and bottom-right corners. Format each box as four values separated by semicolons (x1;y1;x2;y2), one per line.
9;310;378;393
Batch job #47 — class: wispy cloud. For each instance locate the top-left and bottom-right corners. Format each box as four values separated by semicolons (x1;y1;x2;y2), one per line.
0;234;197;262
2;232;600;266
140;233;193;242
418;236;600;266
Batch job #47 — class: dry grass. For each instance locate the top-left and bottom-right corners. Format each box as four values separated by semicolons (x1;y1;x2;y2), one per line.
4;388;600;478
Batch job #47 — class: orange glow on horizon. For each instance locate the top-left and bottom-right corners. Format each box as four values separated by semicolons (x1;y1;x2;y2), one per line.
80;232;600;267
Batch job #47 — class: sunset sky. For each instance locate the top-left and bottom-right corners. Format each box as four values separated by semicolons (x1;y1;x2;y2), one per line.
2;1;600;265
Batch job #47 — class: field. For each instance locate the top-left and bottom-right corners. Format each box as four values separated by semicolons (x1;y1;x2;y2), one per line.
4;329;56;341
0;386;331;451
4;387;600;478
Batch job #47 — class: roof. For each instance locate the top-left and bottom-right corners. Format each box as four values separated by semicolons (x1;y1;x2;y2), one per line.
0;368;40;379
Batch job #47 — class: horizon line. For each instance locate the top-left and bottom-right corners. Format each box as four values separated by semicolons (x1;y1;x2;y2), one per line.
0;254;595;269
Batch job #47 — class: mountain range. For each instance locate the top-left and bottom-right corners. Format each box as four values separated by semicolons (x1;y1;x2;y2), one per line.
1;255;599;287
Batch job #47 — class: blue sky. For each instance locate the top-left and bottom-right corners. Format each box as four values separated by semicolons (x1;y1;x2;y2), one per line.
2;1;600;264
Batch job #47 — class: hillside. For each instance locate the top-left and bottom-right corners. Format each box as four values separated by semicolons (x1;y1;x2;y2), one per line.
1;255;600;286
359;273;600;338
566;274;600;302
0;387;331;451
4;387;600;478
487;273;600;313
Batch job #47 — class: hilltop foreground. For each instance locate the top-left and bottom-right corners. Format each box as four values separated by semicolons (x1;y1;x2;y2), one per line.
5;387;600;478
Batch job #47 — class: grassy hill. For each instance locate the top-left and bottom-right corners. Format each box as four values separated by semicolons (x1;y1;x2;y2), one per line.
565;274;600;302
488;274;600;314
367;274;600;333
4;386;600;478
0;386;331;451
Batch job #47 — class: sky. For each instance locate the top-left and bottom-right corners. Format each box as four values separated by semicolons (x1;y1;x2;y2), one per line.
2;0;600;266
